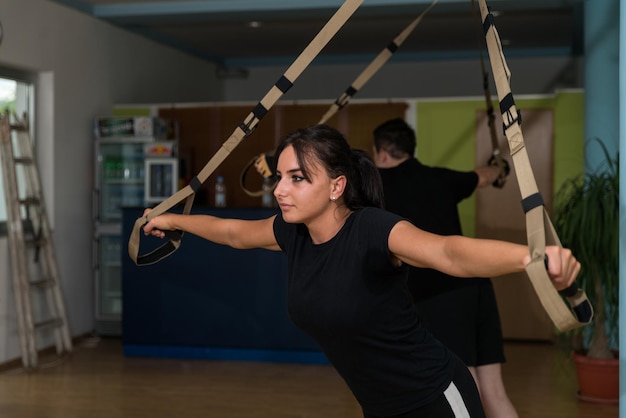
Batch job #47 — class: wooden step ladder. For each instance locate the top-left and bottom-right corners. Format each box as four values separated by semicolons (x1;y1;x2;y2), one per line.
0;111;72;369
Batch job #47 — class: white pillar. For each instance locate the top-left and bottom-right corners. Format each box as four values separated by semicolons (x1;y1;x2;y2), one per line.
584;0;619;170
617;0;625;416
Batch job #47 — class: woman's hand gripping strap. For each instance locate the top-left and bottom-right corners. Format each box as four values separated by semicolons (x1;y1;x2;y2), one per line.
128;184;197;266
479;0;593;332
127;0;364;266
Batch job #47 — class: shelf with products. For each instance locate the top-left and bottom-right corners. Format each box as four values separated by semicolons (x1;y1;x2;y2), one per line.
93;118;179;337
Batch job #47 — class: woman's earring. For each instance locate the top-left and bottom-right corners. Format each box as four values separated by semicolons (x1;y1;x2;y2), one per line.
331;196;336;201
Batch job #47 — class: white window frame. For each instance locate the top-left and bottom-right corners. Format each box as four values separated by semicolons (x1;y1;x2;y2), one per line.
0;67;36;234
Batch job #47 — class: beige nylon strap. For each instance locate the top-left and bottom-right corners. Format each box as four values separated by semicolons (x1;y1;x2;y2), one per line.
478;0;592;331
241;1;439;196
240;154;275;197
241;1;439;197
470;0;507;188
128;0;364;265
318;0;439;124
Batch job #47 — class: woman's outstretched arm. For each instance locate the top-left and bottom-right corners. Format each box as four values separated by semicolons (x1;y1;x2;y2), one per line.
142;210;281;251
388;220;579;291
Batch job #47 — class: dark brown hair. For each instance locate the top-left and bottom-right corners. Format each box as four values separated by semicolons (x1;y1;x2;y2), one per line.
274;124;384;210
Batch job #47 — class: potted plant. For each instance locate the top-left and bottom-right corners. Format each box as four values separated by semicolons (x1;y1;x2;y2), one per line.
552;138;619;403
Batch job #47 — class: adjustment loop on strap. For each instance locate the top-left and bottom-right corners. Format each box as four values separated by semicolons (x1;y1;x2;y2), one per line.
572;301;594;324
521;192;544;213
482;12;495;34
275;75;294;94
252;103;268;121
335;88;356;109
344;86;358;99
499;92;515;113
499;93;522;131
565;289;594;323
189;176;202;192
137;240;178;265
387;41;399;53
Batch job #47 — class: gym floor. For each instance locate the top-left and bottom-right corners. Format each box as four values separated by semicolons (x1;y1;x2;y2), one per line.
0;337;618;418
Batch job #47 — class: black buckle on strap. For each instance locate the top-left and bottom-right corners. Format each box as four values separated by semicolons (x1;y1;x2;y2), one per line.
499;93;522;132
239;103;268;137
238;120;257;138
335;86;357;109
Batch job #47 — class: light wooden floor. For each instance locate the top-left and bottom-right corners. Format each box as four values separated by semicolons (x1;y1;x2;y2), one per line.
0;337;618;418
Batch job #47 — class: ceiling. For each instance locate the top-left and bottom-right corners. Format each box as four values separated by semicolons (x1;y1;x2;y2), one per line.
48;0;585;68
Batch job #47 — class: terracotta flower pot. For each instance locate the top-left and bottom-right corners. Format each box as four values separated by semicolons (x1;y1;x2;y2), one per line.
572;352;619;404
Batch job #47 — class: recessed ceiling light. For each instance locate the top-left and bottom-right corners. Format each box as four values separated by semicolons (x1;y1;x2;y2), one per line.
248;21;262;29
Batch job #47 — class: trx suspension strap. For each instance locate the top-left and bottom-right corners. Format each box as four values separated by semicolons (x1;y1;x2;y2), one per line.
240;0;439;196
319;0;439;125
240;153;275;197
471;0;509;188
128;0;364;266
478;0;593;331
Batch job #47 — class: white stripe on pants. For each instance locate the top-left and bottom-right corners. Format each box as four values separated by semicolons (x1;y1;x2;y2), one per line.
443;381;471;418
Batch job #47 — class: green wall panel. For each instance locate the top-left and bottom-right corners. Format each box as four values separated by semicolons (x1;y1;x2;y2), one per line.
414;91;584;237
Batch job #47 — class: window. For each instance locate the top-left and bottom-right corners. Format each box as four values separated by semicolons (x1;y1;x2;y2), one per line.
0;71;35;231
0;78;16;223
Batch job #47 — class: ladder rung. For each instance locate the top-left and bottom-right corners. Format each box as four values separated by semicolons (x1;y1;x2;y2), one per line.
2;112;73;369
9;124;28;132
25;237;47;247
19;197;40;206
30;278;55;288
14;157;33;165
34;318;63;330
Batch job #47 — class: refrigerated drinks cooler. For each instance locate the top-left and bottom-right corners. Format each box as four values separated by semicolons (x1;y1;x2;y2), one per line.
93;117;178;336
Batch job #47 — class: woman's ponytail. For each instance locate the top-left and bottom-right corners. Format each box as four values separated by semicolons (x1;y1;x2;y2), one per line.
347;149;384;210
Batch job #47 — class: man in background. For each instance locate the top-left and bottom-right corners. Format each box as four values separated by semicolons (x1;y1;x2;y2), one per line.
372;117;518;418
